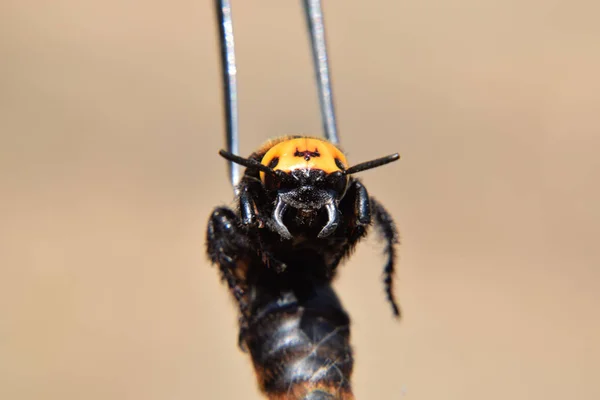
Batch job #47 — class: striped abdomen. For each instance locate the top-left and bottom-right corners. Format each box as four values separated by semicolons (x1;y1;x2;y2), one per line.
243;285;355;400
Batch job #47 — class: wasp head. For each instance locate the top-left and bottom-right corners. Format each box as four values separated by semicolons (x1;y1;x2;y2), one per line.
219;137;399;240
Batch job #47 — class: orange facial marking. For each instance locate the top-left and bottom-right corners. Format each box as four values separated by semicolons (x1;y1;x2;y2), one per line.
260;137;348;182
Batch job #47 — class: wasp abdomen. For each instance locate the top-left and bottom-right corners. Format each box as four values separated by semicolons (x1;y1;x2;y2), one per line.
244;285;355;400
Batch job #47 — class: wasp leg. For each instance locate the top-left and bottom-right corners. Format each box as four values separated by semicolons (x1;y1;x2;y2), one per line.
370;198;401;317
206;207;253;323
239;179;284;240
239;187;258;226
326;180;370;278
354;180;371;225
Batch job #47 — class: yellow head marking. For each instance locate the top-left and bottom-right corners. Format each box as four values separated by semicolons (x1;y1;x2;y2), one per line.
260;138;348;182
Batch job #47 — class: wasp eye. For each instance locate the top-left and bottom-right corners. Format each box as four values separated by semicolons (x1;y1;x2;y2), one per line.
268;158;279;169
335;158;345;171
326;171;347;196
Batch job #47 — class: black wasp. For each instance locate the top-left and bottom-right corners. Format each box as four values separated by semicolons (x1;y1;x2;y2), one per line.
206;135;400;399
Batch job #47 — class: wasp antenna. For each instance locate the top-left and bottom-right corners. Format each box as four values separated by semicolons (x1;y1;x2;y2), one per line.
345;153;400;175
218;150;276;176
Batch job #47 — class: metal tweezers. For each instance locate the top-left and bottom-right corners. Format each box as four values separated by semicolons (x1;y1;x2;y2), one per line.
215;0;339;189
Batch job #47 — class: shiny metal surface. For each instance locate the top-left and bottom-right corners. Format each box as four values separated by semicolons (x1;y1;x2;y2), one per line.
215;0;241;189
303;0;340;145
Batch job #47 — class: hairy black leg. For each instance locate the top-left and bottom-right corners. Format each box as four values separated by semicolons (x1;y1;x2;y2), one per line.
370;198;401;317
237;181;289;272
353;180;371;225
325;180;370;278
239;187;257;226
206;207;253;317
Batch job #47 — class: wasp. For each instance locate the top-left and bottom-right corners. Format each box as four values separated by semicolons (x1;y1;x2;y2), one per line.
206;136;400;399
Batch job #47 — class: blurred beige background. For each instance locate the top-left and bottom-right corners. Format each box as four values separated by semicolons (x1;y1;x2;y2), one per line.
1;1;599;399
